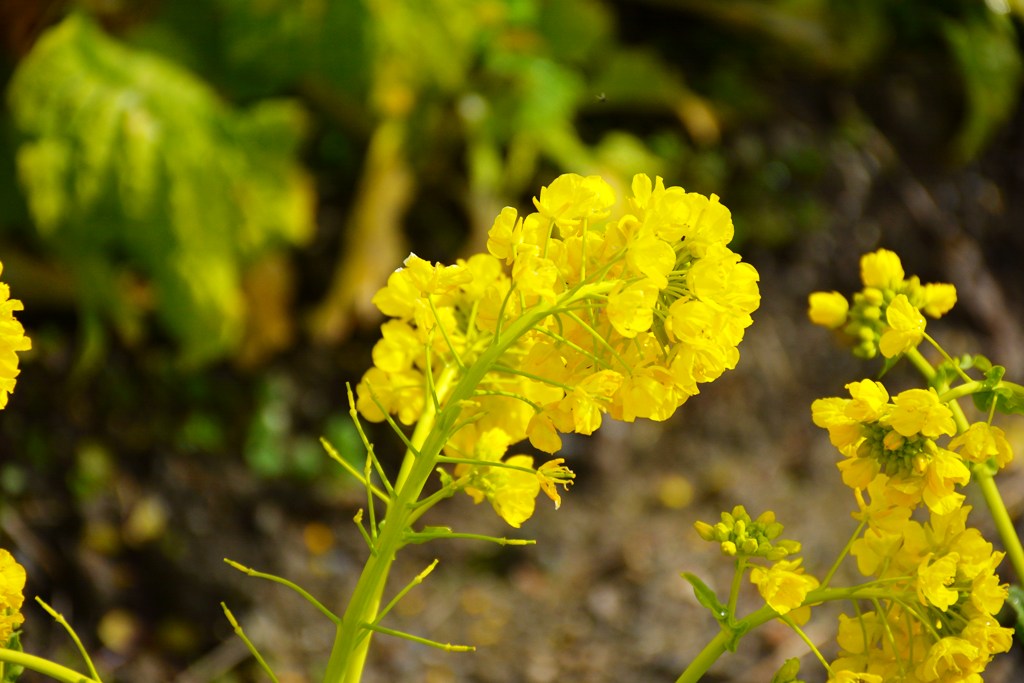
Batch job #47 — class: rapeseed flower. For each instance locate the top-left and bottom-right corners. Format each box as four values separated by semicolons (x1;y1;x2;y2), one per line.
878;294;925;358
808;290;849;329
750;558;819;616
0;548;26;645
812;384;969;514
949;422;1013;469
0;260;31;410
356;173;759;526
834;506;1012;682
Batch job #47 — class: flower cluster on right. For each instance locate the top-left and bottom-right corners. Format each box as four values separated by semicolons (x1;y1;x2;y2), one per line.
810;250;1014;681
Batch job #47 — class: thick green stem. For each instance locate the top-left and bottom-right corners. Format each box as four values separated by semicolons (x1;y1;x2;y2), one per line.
321;305;560;683
0;649;98;683
674;605;777;683
674;628;731;683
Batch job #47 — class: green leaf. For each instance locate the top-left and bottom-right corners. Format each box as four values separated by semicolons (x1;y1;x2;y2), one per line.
974;380;1024;417
970;365;1024;416
941;11;1023;164
7;13;314;364
969;354;995;373
771;657;804;683
983;365;1007;389
681;572;728;624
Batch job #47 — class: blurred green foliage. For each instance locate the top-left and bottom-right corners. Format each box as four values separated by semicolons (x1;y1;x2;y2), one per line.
6;13;314;365
1;1;1020;365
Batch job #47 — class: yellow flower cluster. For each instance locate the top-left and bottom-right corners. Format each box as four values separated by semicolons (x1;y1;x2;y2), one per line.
833;500;1012;681
695;506;818;619
0;260;32;410
808;250;1013;681
808;249;956;359
694;506;800;561
356;173;759;526
0;548;26;646
812;381;971;515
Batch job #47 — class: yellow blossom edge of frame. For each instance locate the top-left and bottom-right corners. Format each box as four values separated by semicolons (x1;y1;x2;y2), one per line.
0;548;26;644
0;260;33;410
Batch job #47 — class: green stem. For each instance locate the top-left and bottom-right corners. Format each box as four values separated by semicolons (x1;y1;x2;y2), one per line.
974;469;1024;582
674;628;731;683
0;649;98;683
726;558;745;621
674;605;777;683
674;582;909;682
321;304;562;683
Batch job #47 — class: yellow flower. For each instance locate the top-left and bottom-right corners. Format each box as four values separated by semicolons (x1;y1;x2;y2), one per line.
371;320;421;373
1;260;32;410
750;559;819;615
921;282;957;318
918;445;969;515
532;173;614;237
833;612;890;676
526;411;562;454
511;253;560;303
949;422;1013;469
808;291;849;329
830;672;883;683
844;380;889;423
625;234;676;289
357;172;759;522
486;455;541;528
687;243;760;316
403;254;473;296
811;396;863;453
0;548;26;644
969;560;1008;616
887;388;955;438
486;206;521;263
850;523;905;577
606;279;658;338
678;192;734;257
878;294;925;358
914;637;982;682
372;266;422;320
917;552;960;610
536;458;574;509
859;249;905;289
614;365;681;422
559;370;623;435
355;367;425;426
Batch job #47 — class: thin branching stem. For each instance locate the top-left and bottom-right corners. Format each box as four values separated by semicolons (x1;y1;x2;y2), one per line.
36;597;101;682
224;559;340;624
221;603;281;683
